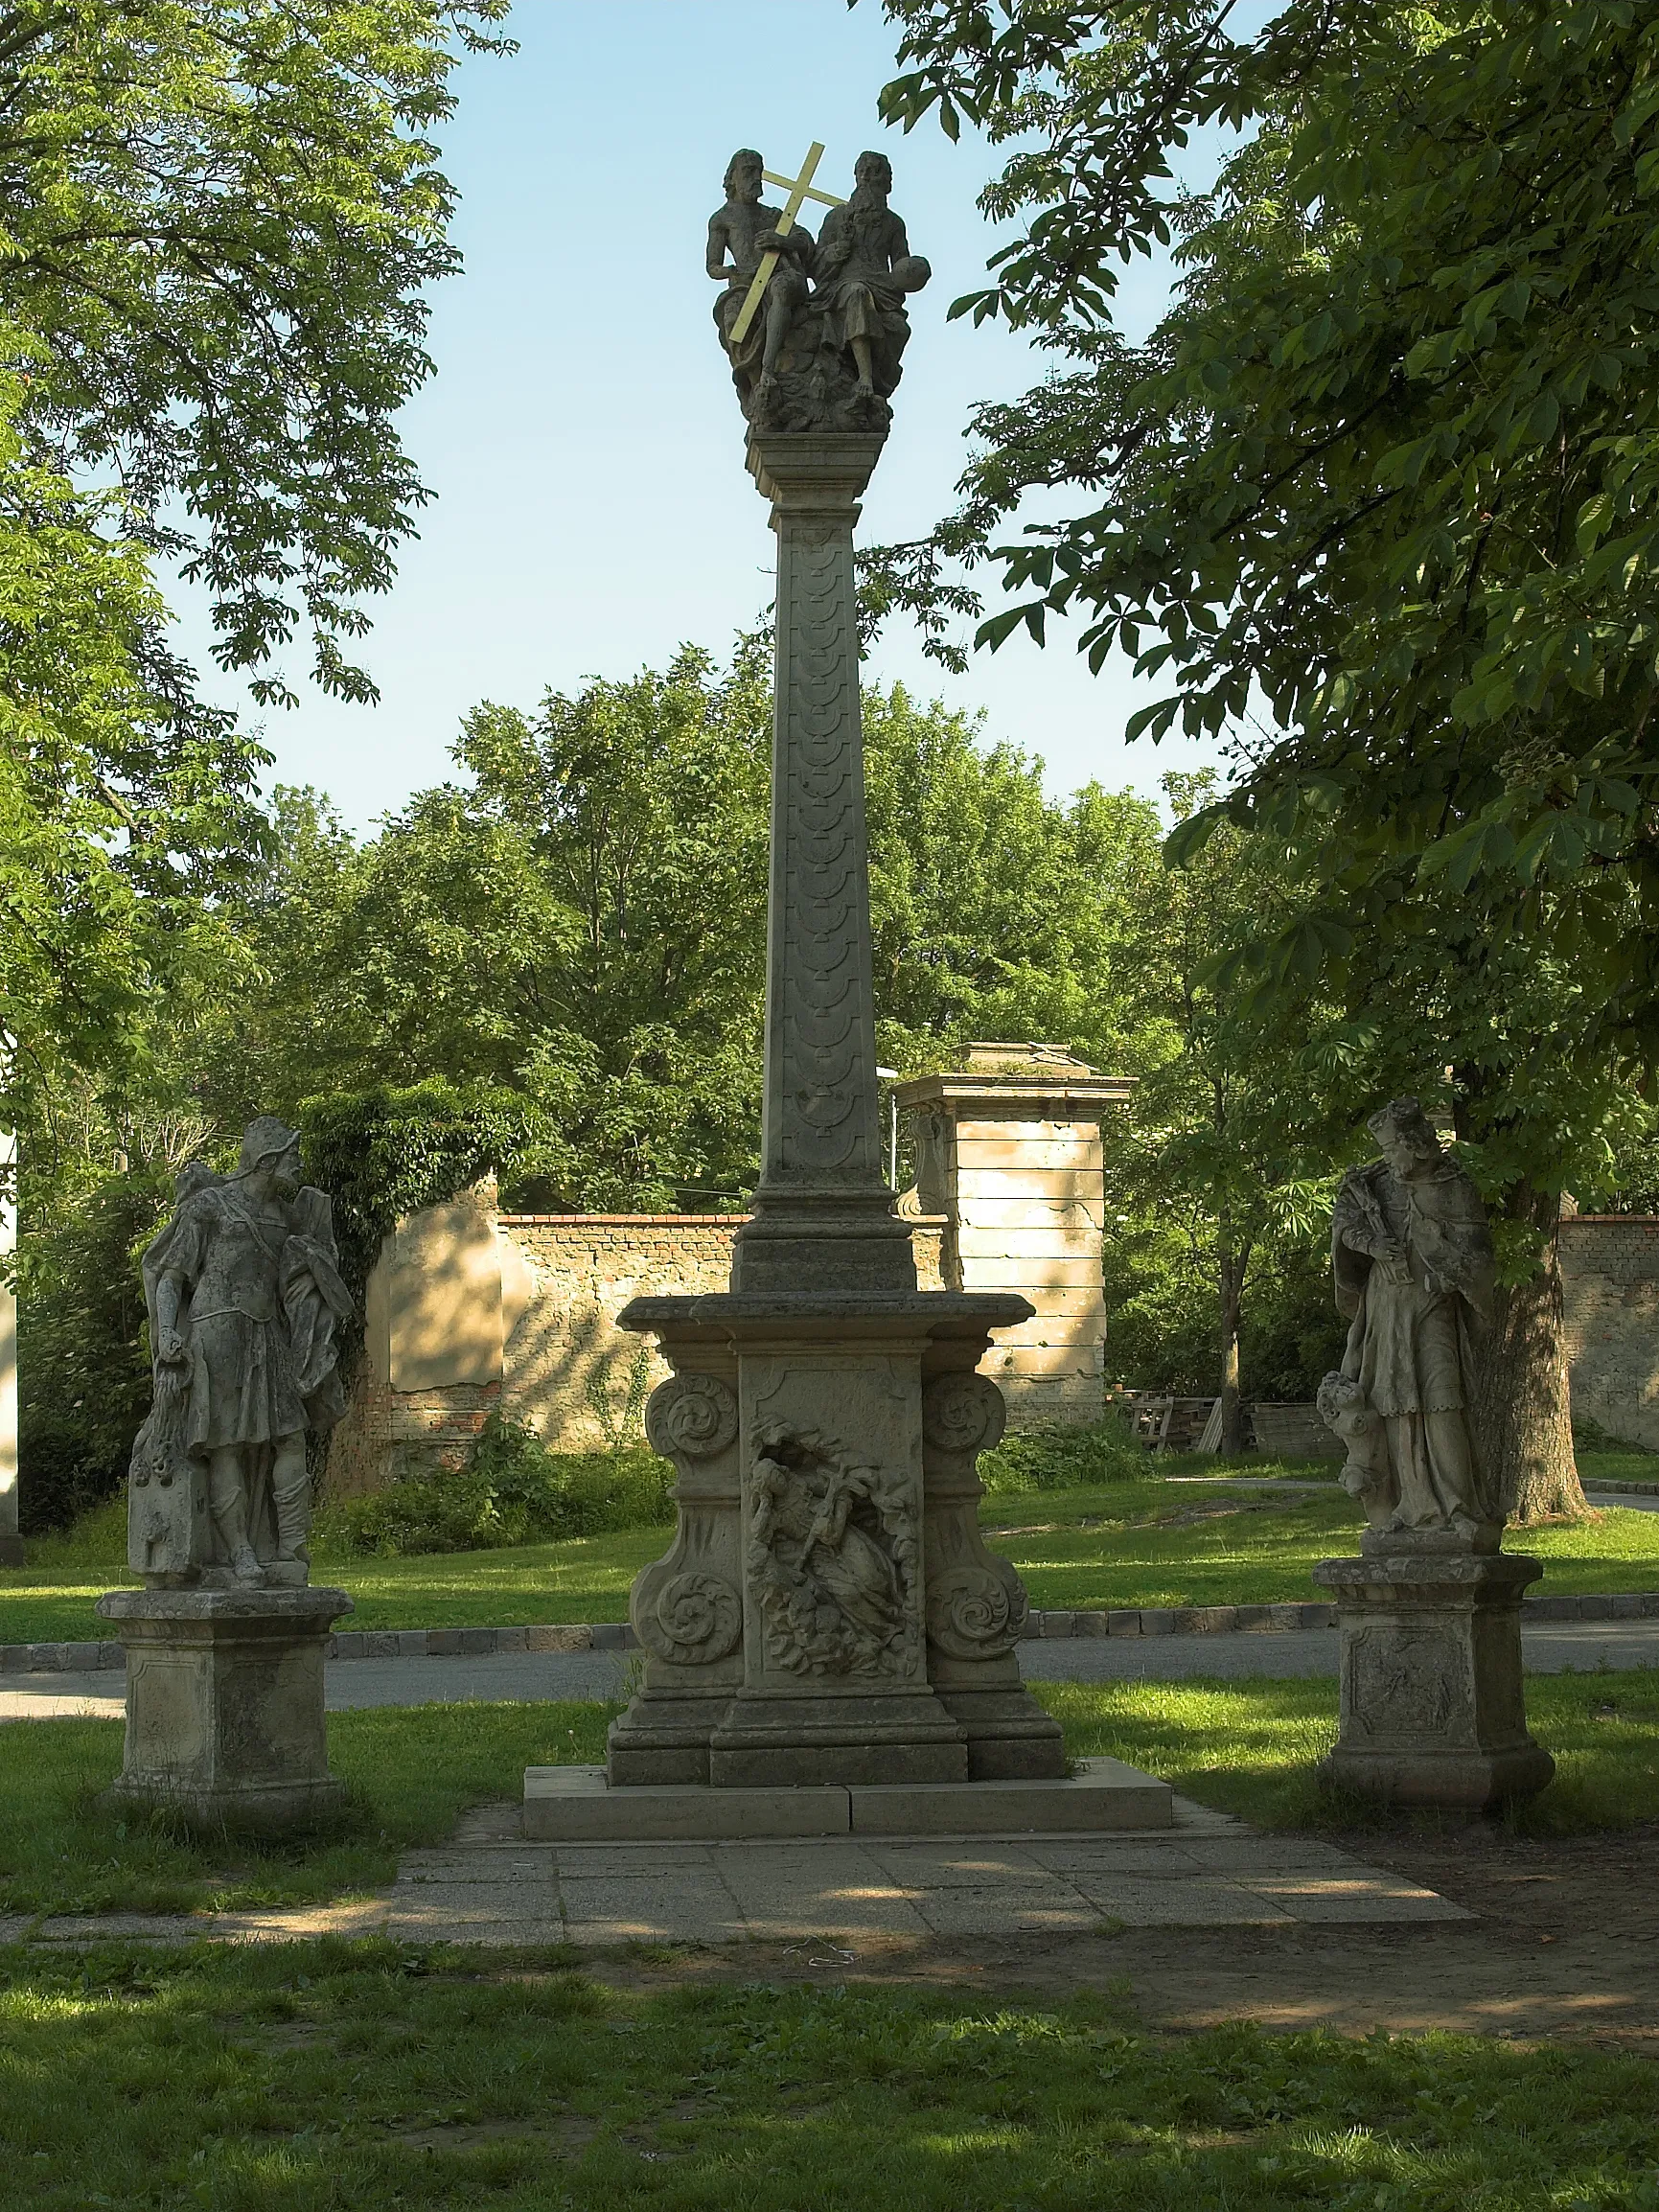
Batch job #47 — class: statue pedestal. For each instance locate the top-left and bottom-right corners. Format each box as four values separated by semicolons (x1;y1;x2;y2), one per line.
604;1293;1067;1793
96;1586;354;1832
1313;1547;1554;1810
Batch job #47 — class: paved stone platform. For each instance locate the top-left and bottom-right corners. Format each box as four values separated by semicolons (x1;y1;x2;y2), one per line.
0;1795;1467;1948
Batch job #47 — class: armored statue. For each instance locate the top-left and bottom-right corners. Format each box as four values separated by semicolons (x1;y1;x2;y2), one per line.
127;1116;351;1588
708;147;930;433
1324;1097;1497;1546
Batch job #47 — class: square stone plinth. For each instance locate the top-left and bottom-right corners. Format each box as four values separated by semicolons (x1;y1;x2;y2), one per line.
525;1758;1172;1840
1314;1551;1555;1810
96;1586;354;1832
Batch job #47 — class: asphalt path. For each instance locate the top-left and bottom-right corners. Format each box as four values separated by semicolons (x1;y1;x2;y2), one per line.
4;1617;1655;1723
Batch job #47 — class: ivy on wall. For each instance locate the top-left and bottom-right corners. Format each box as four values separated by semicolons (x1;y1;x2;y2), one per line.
298;1079;555;1390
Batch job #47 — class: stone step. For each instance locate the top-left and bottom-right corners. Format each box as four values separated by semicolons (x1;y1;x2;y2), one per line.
523;1757;1174;1841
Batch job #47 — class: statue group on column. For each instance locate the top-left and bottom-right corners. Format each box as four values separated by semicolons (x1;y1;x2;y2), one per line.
707;149;931;431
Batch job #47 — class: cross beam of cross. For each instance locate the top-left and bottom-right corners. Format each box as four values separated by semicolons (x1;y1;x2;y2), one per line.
727;142;846;347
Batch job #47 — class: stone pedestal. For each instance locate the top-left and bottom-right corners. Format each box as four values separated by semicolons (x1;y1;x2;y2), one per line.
606;1293;1067;1791
96;1586;354;1832
1313;1547;1554;1810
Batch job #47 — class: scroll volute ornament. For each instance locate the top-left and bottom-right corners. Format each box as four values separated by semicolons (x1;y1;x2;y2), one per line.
921;1371;1006;1458
645;1372;739;1463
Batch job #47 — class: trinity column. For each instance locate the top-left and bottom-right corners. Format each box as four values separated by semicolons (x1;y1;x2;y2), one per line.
524;145;1172;1838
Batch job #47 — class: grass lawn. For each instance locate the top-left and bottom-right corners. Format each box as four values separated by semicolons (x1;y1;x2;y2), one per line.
4;1451;1654;1644
1040;1668;1659;1835
6;1671;1658;1921
4;1944;1657;2212
0;1704;615;1919
6;1955;1654;2212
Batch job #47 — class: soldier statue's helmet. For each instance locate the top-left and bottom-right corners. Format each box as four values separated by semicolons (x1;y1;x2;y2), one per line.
236;1115;302;1180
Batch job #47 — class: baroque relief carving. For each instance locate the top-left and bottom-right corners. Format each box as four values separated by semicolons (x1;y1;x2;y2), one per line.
926;1562;1026;1660
775;526;878;1182
1348;1627;1468;1741
921;1372;1006;1457
639;1570;744;1667
645;1373;739;1461
748;1421;919;1677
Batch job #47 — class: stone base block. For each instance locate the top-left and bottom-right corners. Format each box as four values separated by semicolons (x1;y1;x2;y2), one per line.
607;1694;731;1787
1318;1740;1556;1813
0;1535;22;1567
1314;1550;1554;1812
524;1757;1172;1840
932;1687;1068;1780
96;1585;354;1833
707;1690;969;1789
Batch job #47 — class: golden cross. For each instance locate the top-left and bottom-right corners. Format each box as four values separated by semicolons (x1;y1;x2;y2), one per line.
727;142;846;347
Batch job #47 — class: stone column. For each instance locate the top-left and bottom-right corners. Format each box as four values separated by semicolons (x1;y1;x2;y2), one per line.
0;1128;18;1566
1314;1547;1555;1810
729;433;915;1299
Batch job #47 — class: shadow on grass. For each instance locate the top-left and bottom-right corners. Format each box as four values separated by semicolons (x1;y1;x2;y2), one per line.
0;1700;621;1918
1034;1668;1659;1837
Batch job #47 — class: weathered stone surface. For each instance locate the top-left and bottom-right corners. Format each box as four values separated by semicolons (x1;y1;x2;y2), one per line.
126;1117;349;1590
96;1586;353;1831
1324;1096;1497;1545
1314;1551;1554;1809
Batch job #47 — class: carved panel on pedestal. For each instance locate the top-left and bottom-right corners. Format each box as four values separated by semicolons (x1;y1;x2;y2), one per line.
1347;1626;1471;1743
921;1371;1005;1457
743;1362;924;1682
638;1570;743;1667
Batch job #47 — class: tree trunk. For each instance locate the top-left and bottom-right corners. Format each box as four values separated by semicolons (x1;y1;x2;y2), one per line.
1218;1238;1246;1458
1474;1182;1587;1523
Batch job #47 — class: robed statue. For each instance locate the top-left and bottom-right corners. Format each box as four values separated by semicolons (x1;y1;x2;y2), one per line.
1321;1097;1496;1547
127;1116;351;1588
708;146;930;432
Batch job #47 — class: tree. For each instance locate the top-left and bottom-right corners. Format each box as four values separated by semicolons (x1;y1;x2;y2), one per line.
1;0;513;703
864;0;1659;1515
2;0;513;1163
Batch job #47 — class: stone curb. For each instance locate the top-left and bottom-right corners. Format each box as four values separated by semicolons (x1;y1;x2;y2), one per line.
8;1592;1659;1672
1585;1477;1659;1496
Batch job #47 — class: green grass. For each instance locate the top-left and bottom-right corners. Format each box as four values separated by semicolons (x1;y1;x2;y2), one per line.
0;1703;616;1919
5;1451;1654;1644
7;1671;1657;1924
1032;1669;1659;1834
2;1943;1656;2211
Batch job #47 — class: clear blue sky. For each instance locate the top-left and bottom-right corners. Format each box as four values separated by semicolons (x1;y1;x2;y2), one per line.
172;0;1224;831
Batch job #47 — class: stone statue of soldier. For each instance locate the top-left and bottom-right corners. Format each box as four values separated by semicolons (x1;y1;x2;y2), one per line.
1325;1096;1497;1547
128;1115;351;1588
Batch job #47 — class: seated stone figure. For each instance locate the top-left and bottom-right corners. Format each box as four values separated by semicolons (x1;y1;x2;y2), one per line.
129;1116;351;1588
809;150;931;403
708;147;815;421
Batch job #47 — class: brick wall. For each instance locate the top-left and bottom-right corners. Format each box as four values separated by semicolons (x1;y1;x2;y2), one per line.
1560;1215;1659;1449
327;1210;948;1486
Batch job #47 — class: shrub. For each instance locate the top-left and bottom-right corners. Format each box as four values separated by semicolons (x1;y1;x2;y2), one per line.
977;1420;1147;1493
315;1417;675;1557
